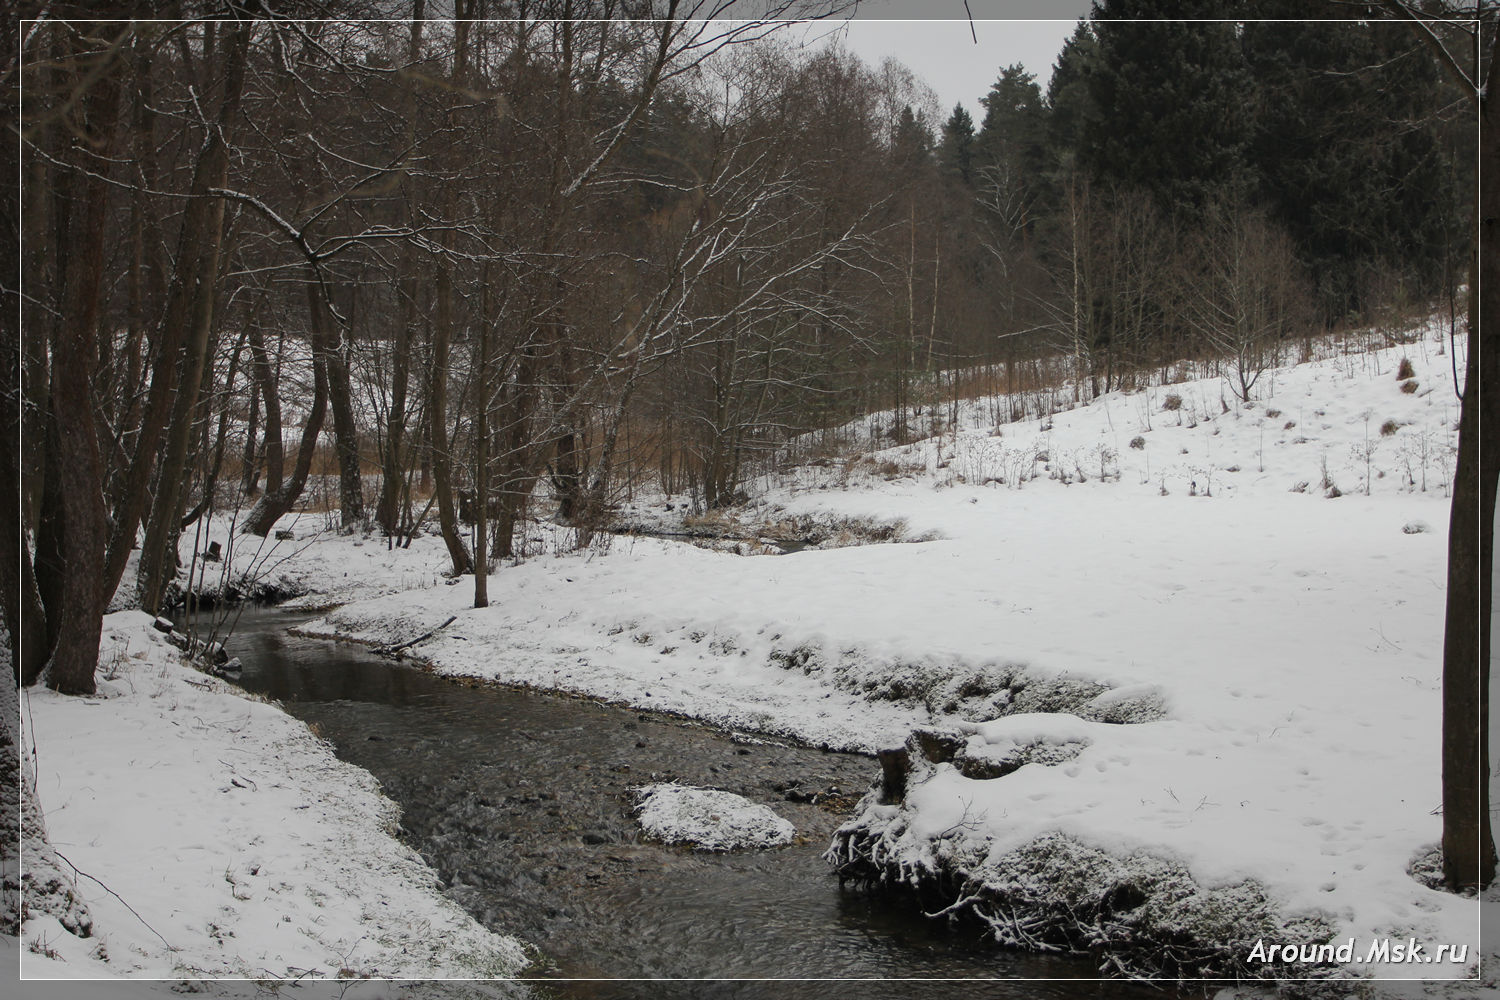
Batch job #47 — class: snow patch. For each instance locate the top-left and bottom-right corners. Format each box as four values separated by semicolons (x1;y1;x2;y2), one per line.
634;784;794;850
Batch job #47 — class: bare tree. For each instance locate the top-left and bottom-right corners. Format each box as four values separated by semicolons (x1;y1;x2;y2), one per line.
1185;203;1310;402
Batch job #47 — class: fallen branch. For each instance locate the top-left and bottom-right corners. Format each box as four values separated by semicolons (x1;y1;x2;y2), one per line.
383;616;457;657
53;850;176;952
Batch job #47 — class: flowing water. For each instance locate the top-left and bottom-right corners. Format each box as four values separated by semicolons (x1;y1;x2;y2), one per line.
217;608;1178;999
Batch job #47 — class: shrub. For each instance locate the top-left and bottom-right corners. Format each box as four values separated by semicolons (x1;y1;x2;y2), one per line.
1162;393;1183;411
1283;420;1296;430
1397;357;1415;380
1128;436;1146;450
1265;408;1281;419
1380;419;1399;436
1401;379;1418;394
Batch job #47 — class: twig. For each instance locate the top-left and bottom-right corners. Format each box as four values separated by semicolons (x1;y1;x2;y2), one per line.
53;850;176;952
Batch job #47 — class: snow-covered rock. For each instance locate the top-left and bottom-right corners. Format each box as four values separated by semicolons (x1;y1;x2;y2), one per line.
634;784;794;850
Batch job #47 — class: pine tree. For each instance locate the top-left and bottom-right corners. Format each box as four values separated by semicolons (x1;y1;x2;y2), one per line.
974;64;1046;229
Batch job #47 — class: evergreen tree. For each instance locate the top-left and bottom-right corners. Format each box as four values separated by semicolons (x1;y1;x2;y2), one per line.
891;104;933;173
938;102;976;187
1084;0;1255;213
1039;20;1100;220
974;64;1046;229
1242;11;1466;321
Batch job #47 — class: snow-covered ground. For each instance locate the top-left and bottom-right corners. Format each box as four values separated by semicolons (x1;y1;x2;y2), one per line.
15;319;1492;990
283;321;1489;984
8;612;529;993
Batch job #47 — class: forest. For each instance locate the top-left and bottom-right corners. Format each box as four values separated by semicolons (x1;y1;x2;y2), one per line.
7;2;1475;684
4;0;1497;988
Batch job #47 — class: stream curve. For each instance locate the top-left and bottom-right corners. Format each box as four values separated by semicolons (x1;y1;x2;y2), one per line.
217;607;1173;999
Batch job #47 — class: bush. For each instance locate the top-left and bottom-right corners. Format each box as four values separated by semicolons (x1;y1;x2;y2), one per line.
1380;419;1399;436
1128;436;1146;450
1163;394;1183;412
1397;357;1415;380
1265;408;1281;419
1401;379;1418;394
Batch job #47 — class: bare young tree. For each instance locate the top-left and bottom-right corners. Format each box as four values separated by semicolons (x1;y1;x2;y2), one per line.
1185;203;1310;402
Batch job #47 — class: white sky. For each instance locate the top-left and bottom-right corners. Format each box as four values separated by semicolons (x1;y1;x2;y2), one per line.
792;1;1092;126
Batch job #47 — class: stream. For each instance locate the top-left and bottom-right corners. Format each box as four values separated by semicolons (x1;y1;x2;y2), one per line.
216;607;1180;999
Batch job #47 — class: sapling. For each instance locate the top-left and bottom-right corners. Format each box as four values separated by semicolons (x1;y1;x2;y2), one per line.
1357;411;1375;496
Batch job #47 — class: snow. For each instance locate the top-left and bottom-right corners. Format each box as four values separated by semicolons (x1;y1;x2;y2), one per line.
284;319;1487;982
25;317;1489;987
634;784;795;850
13;612;528;988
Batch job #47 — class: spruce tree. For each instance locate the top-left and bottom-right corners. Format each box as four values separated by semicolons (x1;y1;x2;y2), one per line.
938;103;977;187
891;104;933;173
1084;0;1254;213
1242;11;1465;321
1039;20;1100;222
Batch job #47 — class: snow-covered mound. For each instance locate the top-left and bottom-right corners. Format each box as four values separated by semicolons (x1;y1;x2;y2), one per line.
635;784;795;850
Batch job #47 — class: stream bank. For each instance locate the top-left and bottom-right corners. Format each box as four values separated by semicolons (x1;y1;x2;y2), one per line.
222;608;1175;997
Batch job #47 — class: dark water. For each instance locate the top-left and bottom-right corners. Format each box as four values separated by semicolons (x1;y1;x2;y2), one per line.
215;608;1177;999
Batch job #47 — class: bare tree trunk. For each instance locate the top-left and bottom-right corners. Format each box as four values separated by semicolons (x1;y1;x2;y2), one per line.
1440;75;1496;891
33;47;121;694
181;328;245;529
247;321;284;495
474;299;491;608
240;366;261;497
325;322;365;528
0;159;44;688
133;24;250;614
240;291;331;538
429;254;473;575
493;358;536;561
377;9;424;535
378;285;413;533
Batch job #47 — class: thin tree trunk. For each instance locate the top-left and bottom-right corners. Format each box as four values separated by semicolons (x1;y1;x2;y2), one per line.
240;367;261;497
240;292;331;537
474;304;491;608
378;284;413;533
247;320;284;494
132;24;250;614
429;254;473;575
325;319;365;528
377;9;424;535
0;170;45;688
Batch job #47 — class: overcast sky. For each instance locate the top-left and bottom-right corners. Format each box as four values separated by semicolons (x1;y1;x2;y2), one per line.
806;1;1094;124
